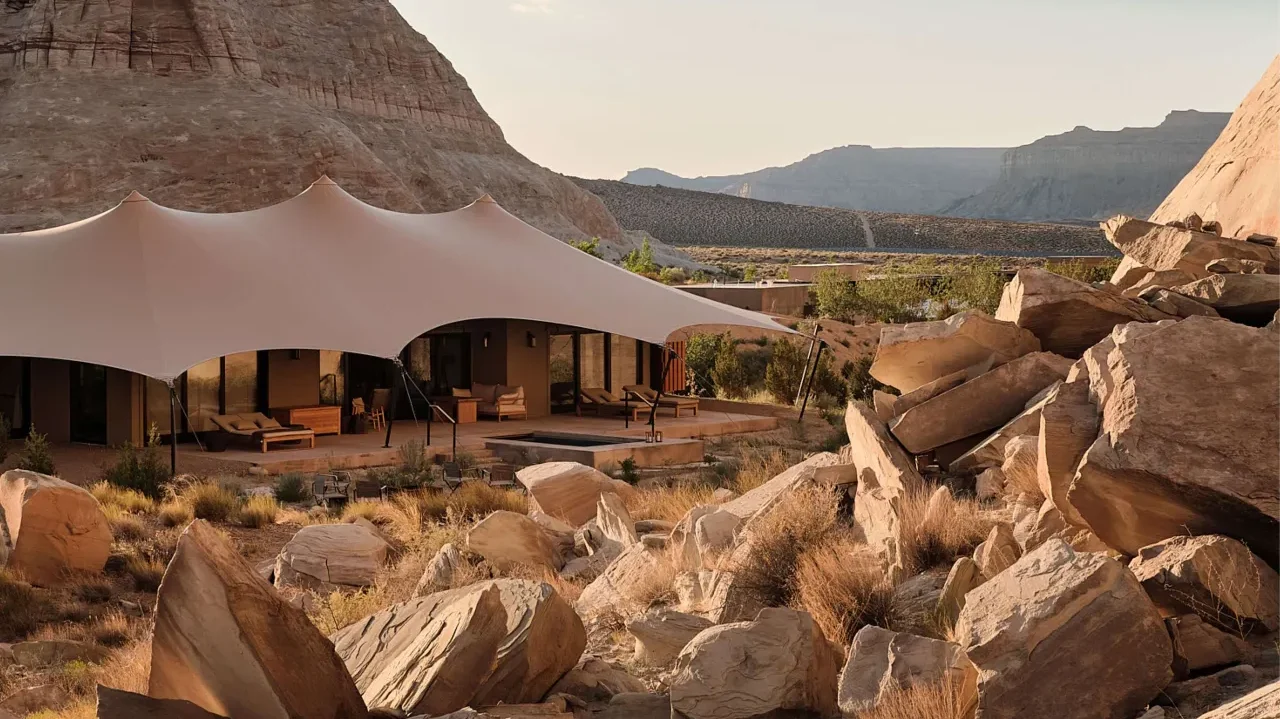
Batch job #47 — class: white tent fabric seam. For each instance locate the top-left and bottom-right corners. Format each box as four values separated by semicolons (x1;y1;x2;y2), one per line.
0;177;791;380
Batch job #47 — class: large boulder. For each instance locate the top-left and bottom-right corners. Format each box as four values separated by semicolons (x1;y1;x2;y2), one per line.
878;368;969;420
546;656;647;703
995;268;1172;356
1196;679;1280;719
836;625;976;716
595;492;638;546
669;608;840;719
1129;535;1279;634
718;452;852;523
148;521;368;719
1170;273;1280;325
626;608;713;666
1101;216;1278;282
1068;317;1280;564
516;462;637;527
844;402;924;575
1034;377;1095;527
332;579;584;712
466;510;563;570
414;542;462;597
0;470;111;586
936;556;982;625
956;540;1172;719
948;382;1058;473
273;522;389;590
1167;614;1249;678
95;687;228;719
575;542;666;620
1139;286;1222;318
972;523;1020;580
869;310;1040;394
889;352;1072;454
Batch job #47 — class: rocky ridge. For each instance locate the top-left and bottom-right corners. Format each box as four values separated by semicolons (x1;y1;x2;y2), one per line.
0;0;691;266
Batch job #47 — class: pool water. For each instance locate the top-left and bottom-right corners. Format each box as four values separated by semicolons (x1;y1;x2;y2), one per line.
493;431;635;447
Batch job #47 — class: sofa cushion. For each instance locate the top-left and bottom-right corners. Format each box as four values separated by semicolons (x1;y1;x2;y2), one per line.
257;417;283;430
471;383;500;403
231;419;257;432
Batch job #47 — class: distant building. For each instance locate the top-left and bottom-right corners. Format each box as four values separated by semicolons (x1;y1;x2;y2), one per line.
678;282;811;317
786;263;873;282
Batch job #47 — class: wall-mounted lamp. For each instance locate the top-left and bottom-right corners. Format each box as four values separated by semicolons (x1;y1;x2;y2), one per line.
527;331;537;348
289;349;301;360
482;332;491;349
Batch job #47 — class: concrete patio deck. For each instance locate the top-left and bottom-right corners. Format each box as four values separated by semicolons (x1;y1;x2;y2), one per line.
177;409;777;475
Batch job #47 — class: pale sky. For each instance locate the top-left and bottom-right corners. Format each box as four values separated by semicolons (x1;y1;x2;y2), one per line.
391;1;1278;180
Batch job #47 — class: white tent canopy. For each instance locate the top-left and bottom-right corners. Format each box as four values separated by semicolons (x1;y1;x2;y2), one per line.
0;177;789;381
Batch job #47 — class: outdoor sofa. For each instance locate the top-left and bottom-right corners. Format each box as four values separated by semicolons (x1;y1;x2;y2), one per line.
458;383;528;421
210;413;315;452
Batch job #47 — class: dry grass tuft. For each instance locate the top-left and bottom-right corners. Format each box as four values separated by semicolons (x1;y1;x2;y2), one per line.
178;481;241;522
157;500;194;528
22;628;153;719
850;678;972;719
309;585;391;636
418;482;528;522
899;487;992;575
278;506;336;526
90;482;157;515
734;486;841;608
732;449;791;494
106;511;150;542
341;499;383;523
794;532;906;647
0;567;54;641
238;495;280;528
70;576;115;604
124;555;166;593
505;563;587;604
625;482;717;522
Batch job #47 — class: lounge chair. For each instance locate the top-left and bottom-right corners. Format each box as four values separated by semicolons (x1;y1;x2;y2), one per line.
623;384;700;417
210;413;315;453
311;473;351;508
578;387;644;421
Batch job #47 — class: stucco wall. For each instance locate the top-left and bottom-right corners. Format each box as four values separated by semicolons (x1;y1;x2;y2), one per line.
267;350;320;408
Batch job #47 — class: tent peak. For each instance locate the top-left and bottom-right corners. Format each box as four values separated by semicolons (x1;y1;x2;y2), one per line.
311;175;338;187
475;193;497;204
122;191;150;204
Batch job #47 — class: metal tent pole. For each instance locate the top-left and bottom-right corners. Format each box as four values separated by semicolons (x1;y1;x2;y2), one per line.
167;382;178;477
648;346;674;435
798;341;826;421
795;324;821;405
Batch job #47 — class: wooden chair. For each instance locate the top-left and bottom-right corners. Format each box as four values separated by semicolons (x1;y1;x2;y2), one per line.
440;462;466;493
367;389;390;430
311;473;350;508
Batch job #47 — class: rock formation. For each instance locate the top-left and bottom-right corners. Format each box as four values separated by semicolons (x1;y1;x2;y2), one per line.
273;522;390;590
0;0;687;264
0;470;111;586
946;110;1230;222
1151;56;1280;239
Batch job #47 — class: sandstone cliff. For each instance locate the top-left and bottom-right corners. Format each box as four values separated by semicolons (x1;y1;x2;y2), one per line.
0;0;676;263
944;110;1230;223
1150;56;1279;238
623;146;1006;215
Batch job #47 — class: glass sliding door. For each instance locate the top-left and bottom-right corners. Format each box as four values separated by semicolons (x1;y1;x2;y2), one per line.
225;352;260;415
186;358;221;433
429;334;470;395
318;351;344;409
549;333;576;414
580;333;606;392
69;362;108;445
609;334;639;397
0;357;28;436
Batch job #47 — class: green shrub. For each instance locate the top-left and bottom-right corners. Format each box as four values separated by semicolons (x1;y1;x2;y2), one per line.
569;238;602;258
622;238;658;275
658;266;688;285
1044;258;1121;284
935;258;1005;315
711;337;749;399
274;473;309;503
845;355;892;404
619;457;639;484
764;338;806;405
685;333;722;396
742;264;758;281
102;426;169;499
814;269;859;322
17;426;55;476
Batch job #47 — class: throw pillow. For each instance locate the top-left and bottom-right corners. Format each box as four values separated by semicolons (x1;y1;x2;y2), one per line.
231;419;257;431
257;417;283;429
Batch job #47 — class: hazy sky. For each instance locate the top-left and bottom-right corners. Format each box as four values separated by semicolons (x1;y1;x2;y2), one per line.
391;1;1278;180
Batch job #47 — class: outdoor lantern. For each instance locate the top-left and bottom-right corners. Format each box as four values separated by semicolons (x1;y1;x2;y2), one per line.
527;331;537;348
655;430;663;443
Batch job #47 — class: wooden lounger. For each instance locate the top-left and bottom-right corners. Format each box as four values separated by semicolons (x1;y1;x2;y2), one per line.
579;387;645;421
623;385;699;417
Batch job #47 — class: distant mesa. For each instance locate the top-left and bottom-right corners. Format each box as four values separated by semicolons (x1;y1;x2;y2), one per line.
622;110;1230;225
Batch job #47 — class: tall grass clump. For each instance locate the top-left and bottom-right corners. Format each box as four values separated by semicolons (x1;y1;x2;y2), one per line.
157;500;194;528
793;532;905;647
274;473;309;503
238;495;280;528
90;482;157;515
624;482;717;523
899;487;993;575
734;487;840;608
177;481;241;522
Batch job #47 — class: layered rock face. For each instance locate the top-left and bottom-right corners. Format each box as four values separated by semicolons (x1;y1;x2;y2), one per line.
946;110;1230;222
0;0;640;255
1151;56;1280;239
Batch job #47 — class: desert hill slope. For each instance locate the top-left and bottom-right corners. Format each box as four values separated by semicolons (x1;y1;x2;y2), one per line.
577;178;1111;255
0;0;676;263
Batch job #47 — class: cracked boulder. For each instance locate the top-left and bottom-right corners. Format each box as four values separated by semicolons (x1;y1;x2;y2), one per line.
869;310;1039;394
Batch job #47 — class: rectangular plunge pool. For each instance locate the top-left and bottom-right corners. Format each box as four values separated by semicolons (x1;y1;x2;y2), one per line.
484;430;703;469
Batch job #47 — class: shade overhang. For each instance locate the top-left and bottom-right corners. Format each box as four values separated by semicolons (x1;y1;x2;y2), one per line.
0;178;792;380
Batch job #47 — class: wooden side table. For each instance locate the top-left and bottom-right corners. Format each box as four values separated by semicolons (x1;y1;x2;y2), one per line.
433;397;479;424
271;405;342;435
